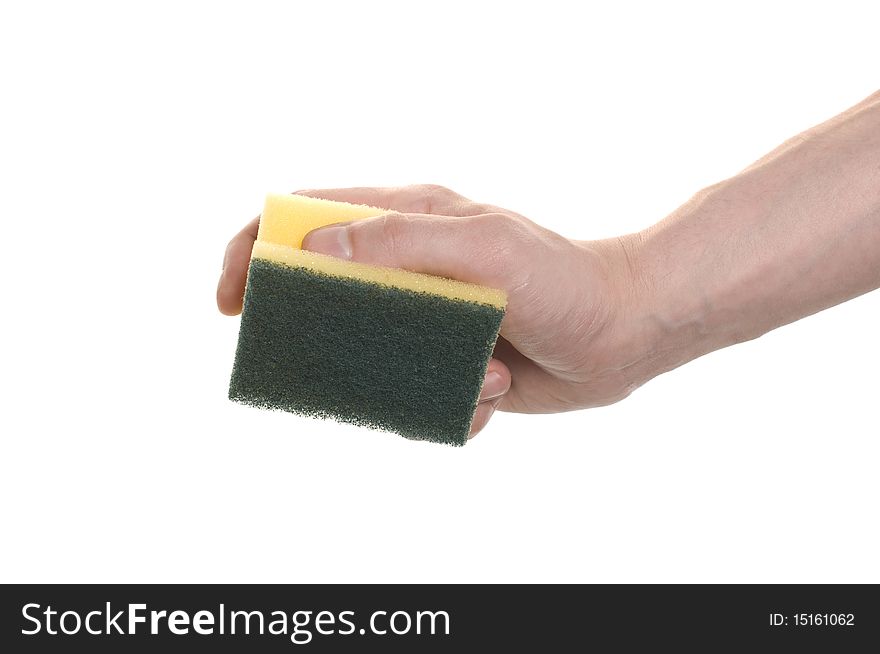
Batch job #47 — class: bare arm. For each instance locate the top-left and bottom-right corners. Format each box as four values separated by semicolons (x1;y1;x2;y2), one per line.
616;89;880;387
218;91;880;436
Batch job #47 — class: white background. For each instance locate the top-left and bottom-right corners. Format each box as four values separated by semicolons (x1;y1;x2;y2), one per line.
1;1;878;583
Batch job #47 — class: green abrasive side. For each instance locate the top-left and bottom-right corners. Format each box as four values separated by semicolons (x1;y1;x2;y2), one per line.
229;258;505;446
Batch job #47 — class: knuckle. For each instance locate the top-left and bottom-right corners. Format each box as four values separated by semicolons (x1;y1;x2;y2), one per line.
418;183;453;196
478;211;513;231
470;212;531;276
475;212;528;246
354;212;411;256
410;184;456;213
464;201;496;215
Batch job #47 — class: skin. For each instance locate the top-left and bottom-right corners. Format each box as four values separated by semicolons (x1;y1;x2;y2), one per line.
218;90;880;438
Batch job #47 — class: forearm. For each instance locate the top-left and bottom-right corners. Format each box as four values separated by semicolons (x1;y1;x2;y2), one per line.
619;91;880;385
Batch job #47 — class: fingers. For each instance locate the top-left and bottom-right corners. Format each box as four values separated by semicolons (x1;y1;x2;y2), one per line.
301;211;526;292
216;216;260;315
295;184;494;217
479;358;511;402
469;358;511;439
469;398;503;438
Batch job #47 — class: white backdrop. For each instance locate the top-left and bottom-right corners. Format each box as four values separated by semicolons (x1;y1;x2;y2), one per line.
1;1;878;583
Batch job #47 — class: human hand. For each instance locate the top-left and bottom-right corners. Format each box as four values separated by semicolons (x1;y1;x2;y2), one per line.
217;185;648;437
220;93;880;438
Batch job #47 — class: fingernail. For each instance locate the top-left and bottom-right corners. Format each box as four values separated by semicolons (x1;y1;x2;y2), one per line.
303;225;352;260
481;370;507;400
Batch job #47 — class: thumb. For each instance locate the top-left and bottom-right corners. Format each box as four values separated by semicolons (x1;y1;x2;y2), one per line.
301;211;524;292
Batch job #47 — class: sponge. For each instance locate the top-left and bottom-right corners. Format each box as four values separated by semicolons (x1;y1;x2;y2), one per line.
229;193;507;446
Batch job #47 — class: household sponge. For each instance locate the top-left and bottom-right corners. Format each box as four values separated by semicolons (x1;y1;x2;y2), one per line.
229;194;507;446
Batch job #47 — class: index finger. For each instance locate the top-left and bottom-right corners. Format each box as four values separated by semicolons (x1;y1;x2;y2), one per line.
295;184;493;217
216;216;259;315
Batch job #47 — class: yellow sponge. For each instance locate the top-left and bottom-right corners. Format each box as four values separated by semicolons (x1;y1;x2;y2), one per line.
257;193;385;249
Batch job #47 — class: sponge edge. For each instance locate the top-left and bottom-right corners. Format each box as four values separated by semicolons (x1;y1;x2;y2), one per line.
251;241;507;309
228;193;508;445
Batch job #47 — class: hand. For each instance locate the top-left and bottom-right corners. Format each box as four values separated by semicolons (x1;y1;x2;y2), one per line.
218;184;647;437
218;93;880;439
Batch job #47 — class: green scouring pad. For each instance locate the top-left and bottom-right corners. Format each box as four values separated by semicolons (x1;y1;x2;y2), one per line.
228;193;507;446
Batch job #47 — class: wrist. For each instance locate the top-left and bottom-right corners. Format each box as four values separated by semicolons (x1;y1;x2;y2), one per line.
596;197;739;391
623;184;766;386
